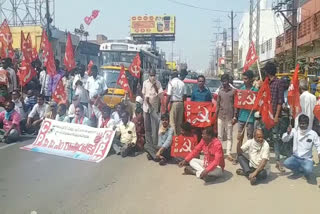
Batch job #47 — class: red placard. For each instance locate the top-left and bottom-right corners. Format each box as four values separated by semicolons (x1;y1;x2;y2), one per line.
234;90;258;110
184;101;215;128
171;135;197;158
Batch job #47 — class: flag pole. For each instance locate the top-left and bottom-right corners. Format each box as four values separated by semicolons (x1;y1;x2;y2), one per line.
257;60;262;80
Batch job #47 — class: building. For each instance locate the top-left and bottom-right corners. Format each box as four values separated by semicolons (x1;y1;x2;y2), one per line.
275;0;320;73
238;0;284;73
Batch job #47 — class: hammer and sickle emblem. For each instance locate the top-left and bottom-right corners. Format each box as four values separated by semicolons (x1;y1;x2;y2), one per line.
179;139;192;152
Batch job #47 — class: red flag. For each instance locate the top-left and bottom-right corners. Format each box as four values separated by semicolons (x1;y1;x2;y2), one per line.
184;101;216;128
253;78;275;129
18;31;36;87
31;47;39;61
128;53;141;78
64;33;76;72
234;90;258;110
40;30;56;77
243;41;258;72
171;135;198;158
21;31;33;62
287;64;301;119
0;19;14;59
117;65;132;97
87;60;94;75
17;60;37;87
52;79;67;104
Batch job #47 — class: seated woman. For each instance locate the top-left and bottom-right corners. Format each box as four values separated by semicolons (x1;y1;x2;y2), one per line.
144;113;174;166
71;104;90;126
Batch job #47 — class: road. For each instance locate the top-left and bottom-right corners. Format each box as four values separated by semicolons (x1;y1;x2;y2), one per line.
0;136;320;214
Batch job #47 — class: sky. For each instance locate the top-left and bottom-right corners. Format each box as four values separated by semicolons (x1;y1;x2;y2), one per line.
55;0;250;71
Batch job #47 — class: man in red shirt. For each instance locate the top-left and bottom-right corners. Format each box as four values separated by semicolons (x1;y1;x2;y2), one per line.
0;101;21;144
179;127;225;182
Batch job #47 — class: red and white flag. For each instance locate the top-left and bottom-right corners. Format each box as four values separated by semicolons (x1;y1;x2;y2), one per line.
314;99;320;121
40;30;56;77
0;19;14;59
31;47;39;61
64;33;76;72
117;65;132;98
287;64;301;119
52;79;67;104
234;90;258;110
243;41;258;72
128;53;141;78
171;135;198;158
18;31;36;87
253;78;275;129
184;101;216;128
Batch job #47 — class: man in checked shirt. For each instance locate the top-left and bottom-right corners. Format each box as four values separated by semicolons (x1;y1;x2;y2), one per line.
263;62;285;172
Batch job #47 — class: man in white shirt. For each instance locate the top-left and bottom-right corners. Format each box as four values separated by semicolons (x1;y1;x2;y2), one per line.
113;111;137;157
236;129;270;185
39;69;51;99
283;114;320;184
295;79;316;130
85;66;107;99
26;95;49;133
166;72;186;135
1;58;17;94
73;65;88;91
142;70;163;146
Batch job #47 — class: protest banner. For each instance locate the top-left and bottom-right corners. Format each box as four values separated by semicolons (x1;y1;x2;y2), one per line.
234;90;258;110
171;135;197;158
21;119;115;163
184;101;215;128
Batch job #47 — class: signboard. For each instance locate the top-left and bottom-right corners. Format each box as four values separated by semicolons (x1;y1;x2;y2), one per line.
171;136;197;158
185;101;216;128
130;15;176;41
21;119;115;163
234;90;258;110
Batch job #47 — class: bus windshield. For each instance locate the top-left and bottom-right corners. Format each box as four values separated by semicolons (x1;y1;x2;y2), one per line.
100;69;121;89
101;51;137;65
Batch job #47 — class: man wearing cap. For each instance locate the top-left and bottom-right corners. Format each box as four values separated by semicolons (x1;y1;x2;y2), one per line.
166;72;186;135
142;70;163;146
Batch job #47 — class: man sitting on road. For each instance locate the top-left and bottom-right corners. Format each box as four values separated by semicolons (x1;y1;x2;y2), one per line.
236;129;270;185
145;113;174;165
55;103;70;122
26;94;49;134
113;111;137;157
0;101;21;144
178;127;225;182
282;114;320;184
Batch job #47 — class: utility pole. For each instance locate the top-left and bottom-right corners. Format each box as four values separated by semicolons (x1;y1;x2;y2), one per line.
229;10;236;75
292;0;298;66
45;0;53;40
249;0;253;42
256;1;260;55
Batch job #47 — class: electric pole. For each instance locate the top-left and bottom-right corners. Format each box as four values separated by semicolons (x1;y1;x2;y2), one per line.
292;0;298;66
256;1;260;55
229;10;236;75
249;0;253;42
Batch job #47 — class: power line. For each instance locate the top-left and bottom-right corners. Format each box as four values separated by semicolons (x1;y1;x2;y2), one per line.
167;0;245;14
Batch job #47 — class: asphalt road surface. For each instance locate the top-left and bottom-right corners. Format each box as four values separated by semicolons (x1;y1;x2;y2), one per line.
0;136;320;214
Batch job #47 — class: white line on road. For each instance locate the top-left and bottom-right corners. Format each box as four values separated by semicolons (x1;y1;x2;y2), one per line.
0;143;16;150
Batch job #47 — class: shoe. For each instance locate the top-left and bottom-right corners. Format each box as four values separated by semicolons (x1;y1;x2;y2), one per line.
236;169;246;176
159;159;167;166
184;166;196;175
202;175;216;183
249;177;257;185
276;162;286;173
146;154;152;160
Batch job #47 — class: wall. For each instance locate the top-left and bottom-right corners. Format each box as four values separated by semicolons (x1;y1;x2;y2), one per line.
11;26;43;51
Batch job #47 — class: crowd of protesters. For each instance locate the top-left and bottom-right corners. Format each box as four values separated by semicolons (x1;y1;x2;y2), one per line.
0;57;320;186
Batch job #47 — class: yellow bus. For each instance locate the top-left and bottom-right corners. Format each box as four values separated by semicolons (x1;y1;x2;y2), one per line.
99;40;166;108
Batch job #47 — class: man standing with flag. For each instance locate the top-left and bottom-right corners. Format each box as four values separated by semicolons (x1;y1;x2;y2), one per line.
263;62;285;172
1;58;17;94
